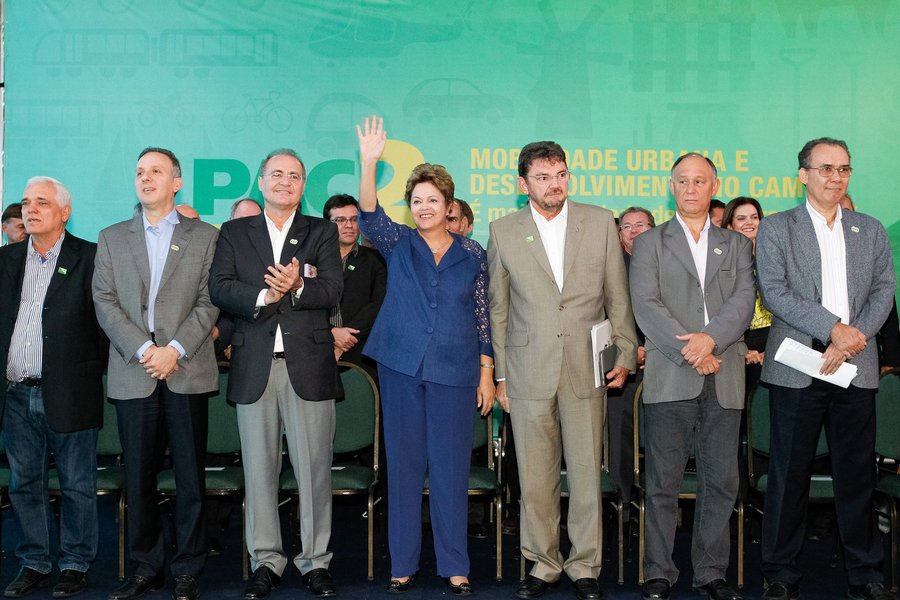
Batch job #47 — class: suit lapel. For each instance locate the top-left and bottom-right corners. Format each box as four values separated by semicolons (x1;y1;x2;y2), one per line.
157;218;192;292
279;211;309;265
516;206;556;285
4;242;27;302
792;206;822;299
562;204;584;284
663;220;700;282
127;215;151;296
248;214;275;268
704;226;728;287
44;234;81;302
437;237;467;272
841;212;865;317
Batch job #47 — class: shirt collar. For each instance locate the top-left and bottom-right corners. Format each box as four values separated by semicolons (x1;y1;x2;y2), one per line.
264;209;296;232
142;207;180;231
805;199;842;226
674;211;710;237
529;199;568;224
27;231;66;261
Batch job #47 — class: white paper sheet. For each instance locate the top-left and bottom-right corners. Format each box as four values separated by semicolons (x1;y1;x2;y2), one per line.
773;337;858;389
591;320;612;388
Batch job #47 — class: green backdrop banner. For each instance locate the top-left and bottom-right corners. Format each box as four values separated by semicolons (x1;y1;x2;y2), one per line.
4;0;899;288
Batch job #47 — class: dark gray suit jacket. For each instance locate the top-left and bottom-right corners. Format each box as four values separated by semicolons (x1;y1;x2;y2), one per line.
756;204;896;389
630;220;756;409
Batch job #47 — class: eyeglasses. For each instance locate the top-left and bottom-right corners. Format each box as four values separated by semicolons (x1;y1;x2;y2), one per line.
267;171;304;182
619;221;651;233
804;164;852;178
527;171;570;185
330;216;358;225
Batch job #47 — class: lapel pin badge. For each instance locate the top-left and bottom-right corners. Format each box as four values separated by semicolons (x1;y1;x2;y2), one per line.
713;247;723;255
57;267;68;275
170;245;179;252
850;226;860;233
347;264;356;271
289;239;298;245
525;235;534;243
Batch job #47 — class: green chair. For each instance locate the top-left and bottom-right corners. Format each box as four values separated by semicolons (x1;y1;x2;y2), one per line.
48;375;127;579
157;370;248;579
280;361;381;580
423;407;503;580
633;383;745;586
874;374;900;591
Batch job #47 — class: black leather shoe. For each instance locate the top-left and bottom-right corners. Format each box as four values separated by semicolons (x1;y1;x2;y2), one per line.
516;575;553;599
4;568;51;598
762;582;799;600
302;569;336;597
848;583;895;600
52;570;88;598
172;575;199;600
243;566;280;600
694;579;742;600
386;572;418;594
107;574;165;600
447;579;473;596
574;578;602;600
642;578;671;600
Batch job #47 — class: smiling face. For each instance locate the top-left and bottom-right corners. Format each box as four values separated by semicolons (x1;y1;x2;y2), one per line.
22;181;70;241
727;203;761;242
409;181;449;232
135;152;182;213
670;155;720;221
800;143;851;213
618;210;652;255
258;153;306;213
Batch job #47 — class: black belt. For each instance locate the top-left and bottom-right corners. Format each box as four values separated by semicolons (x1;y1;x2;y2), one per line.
273;352;285;360
18;377;42;387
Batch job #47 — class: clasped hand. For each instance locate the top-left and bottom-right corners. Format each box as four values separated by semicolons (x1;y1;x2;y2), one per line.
140;344;180;380
264;257;301;305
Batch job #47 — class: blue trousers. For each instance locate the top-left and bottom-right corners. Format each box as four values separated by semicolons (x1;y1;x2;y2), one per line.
378;364;475;578
2;382;98;573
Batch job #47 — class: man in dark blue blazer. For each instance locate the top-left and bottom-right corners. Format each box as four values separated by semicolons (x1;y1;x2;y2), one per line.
0;177;107;598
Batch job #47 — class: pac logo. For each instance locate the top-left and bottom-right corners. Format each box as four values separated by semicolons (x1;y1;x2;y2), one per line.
192;140;425;223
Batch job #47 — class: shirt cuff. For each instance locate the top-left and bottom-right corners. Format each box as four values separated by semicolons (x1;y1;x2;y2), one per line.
256;289;268;307
168;340;186;359
136;340;153;360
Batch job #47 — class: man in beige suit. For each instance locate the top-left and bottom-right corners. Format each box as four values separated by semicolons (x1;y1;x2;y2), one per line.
488;141;637;600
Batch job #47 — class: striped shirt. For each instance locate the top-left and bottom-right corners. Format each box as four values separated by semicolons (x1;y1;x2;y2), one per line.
806;201;850;324
5;233;65;381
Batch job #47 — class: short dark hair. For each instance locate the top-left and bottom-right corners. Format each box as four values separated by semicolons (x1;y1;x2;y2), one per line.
798;137;850;169
452;198;474;224
403;163;454;207
671;152;717;178
138;147;182;178
2;202;22;223
260;148;305;177
620;206;655;228
709;199;726;212
323;194;359;220
721;196;763;229
518;141;567;177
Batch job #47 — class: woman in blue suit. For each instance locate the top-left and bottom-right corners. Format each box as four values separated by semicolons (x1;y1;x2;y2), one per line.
356;116;495;596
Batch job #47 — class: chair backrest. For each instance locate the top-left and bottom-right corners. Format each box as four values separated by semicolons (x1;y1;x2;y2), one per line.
207;370;241;454
333;362;379;455
97;374;123;456
875;374;900;460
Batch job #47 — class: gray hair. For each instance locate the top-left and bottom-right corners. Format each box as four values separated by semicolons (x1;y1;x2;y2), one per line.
25;176;72;208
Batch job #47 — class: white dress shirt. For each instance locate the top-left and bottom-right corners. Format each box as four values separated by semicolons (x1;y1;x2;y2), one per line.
806;201;850;324
530;200;568;293
255;210;298;353
675;212;711;325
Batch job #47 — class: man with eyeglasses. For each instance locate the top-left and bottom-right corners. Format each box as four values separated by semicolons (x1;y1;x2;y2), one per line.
322;193;386;368
488;141;637;600
209;149;343;600
618;206;656;262
756;138;896;600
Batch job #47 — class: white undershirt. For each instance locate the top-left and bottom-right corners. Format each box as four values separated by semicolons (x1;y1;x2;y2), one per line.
806;201;850;324
530;200;568;293
675;212;711;325
255;210;296;353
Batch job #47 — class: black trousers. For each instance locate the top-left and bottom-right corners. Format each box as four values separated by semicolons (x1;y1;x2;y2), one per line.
761;381;882;587
115;381;208;578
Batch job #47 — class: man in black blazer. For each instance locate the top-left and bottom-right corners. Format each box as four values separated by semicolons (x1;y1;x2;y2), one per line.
209;149;343;600
322;194;386;369
0;177;107;598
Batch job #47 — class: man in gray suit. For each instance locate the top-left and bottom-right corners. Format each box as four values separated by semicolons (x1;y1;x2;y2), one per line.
756;138;897;600
488;141;637;600
93;147;220;600
630;153;755;600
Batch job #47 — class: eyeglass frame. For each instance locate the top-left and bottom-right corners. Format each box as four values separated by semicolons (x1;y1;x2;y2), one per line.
619;221;651;232
266;170;305;182
526;170;571;185
330;216;358;225
803;164;853;178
